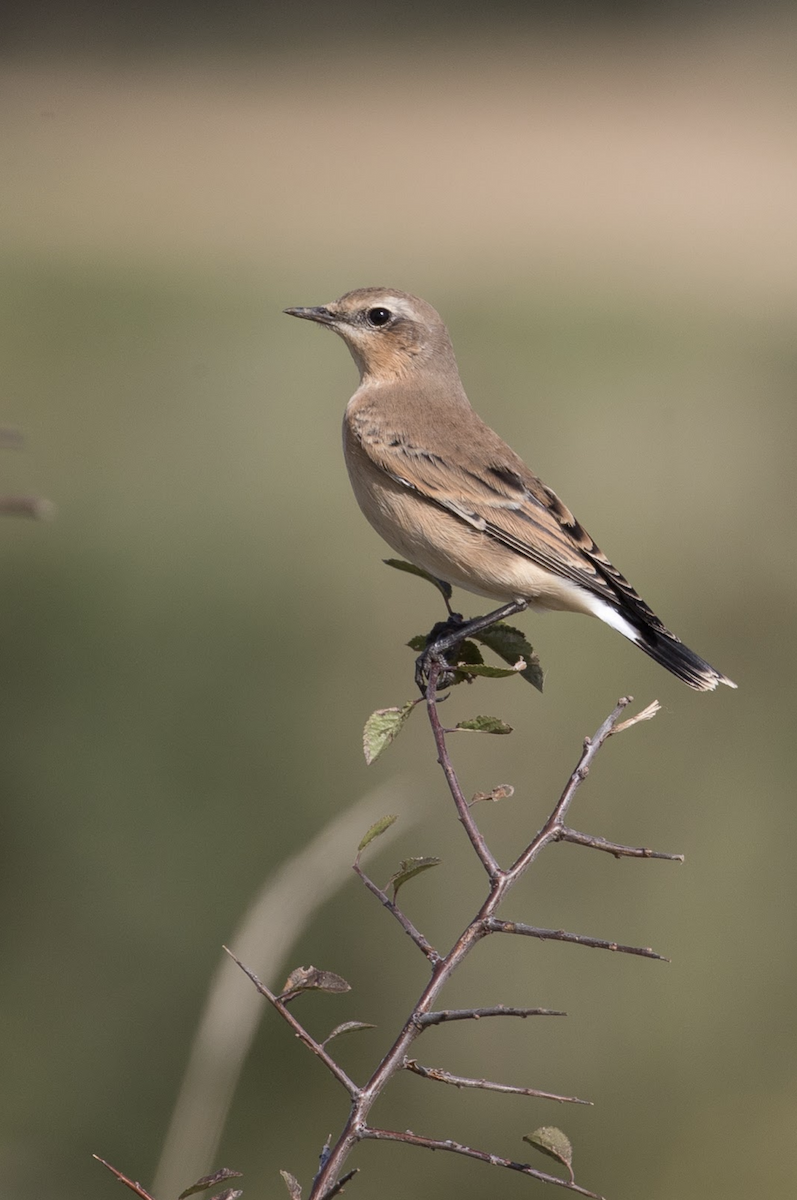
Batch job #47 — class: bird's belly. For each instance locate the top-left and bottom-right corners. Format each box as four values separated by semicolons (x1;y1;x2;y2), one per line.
344;445;591;615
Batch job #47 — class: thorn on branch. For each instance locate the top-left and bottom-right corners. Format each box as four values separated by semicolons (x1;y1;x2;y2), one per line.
560;827;684;862
484;919;669;961
92;1156;158;1200
360;1128;604;1198
416;1006;566;1026
403;1058;591;1105
320;1168;359;1199
506;695;651;882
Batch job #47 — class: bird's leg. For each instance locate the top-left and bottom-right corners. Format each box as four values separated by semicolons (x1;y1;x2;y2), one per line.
436;579;456;617
415;599;529;696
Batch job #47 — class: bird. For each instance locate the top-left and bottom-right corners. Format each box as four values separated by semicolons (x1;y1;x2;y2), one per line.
285;288;735;692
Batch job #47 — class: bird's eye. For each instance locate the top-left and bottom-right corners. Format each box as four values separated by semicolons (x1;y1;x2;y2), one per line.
366;307;392;327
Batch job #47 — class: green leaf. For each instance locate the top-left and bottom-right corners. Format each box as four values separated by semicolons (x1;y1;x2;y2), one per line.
523;1127;574;1182
388;856;441;898
322;1020;377;1047
280;966;351;999
406;633;428;651
357;814;398;852
383;559;453;604
453;639;484;666
280;1170;302;1200
179;1170;243;1199
363;701;417;765
456;662;520;678
475;623;544;692
455;715;513;734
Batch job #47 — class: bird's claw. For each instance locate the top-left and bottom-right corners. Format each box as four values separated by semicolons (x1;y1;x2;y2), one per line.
415;612;467;696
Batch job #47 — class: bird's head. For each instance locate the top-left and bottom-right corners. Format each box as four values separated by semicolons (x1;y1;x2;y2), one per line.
284;287;456;382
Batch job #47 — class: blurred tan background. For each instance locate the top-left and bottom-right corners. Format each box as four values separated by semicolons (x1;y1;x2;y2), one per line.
1;3;796;1198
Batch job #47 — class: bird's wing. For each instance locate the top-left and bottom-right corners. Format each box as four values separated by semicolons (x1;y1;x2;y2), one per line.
366;435;666;635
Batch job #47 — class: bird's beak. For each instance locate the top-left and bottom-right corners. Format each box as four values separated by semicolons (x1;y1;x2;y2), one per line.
283;305;337;326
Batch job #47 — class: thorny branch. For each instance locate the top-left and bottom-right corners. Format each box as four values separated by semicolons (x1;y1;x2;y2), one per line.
224;635;680;1200
416;1005;566;1026
483;918;669;961
403;1058;591;1105
352;860;440;964
360;1128;604;1198
559;828;684;861
318;1168;359;1200
222;949;359;1100
93;1157;157;1200
424;676;501;877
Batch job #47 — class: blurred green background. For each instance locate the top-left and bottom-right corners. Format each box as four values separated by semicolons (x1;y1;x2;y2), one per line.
1;3;796;1198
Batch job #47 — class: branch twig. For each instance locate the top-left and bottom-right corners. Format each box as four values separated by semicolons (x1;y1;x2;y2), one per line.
320;1168;359;1199
416;1005;566;1026
360;1127;605;1198
484;918;669;961
507;698;633;882
222;948;360;1099
404;1058;591;1104
92;1157;157;1200
560;827;684;862
424;656;503;878
353;862;440;963
306;687;672;1197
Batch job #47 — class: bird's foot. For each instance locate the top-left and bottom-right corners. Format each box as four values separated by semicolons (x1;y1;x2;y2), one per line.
415;613;467;695
414;599;529;697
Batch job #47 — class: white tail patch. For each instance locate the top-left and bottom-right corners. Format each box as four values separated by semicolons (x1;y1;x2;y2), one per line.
586;596;642;644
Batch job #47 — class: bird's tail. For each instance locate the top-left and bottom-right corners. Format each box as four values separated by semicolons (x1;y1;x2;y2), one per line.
631;624;736;692
589;593;736;692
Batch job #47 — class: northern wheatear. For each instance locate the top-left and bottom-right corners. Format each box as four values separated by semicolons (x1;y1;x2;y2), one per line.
285;288;735;692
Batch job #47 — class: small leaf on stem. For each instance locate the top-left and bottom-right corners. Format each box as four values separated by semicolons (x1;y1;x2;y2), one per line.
179;1169;243;1199
523;1127;574;1182
280;966;351;1000
388;856;441;898
322;1021;377;1047
383;558;453;604
357;814;398;852
456;662;523;679
279;1170;302;1200
363;701;418;765
475;623;544;691
470;784;515;805
455;715;513;734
